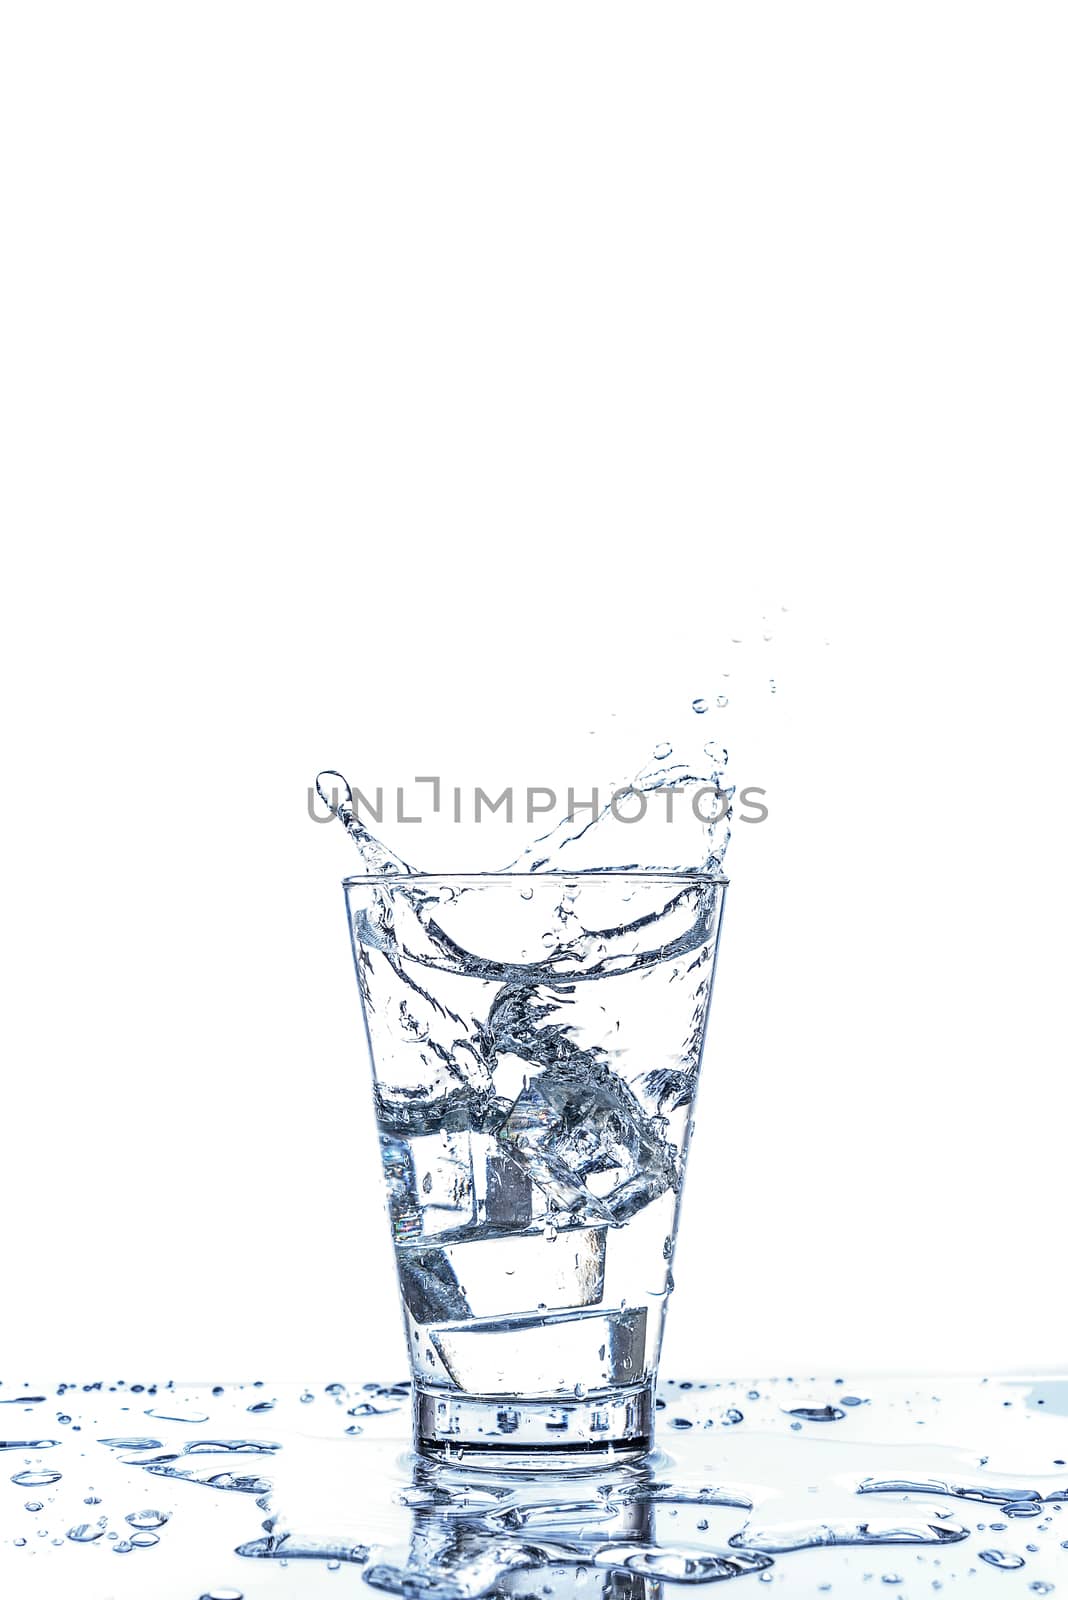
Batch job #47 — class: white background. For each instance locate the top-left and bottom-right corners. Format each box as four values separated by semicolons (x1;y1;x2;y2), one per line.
2;4;1065;1384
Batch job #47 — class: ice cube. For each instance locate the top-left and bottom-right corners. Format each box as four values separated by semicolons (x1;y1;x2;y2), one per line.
396;1248;471;1324
483;1153;533;1227
431;1226;606;1319
429;1306;648;1395
498;1061;677;1226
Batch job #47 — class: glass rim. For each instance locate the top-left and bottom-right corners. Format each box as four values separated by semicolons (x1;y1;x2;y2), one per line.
342;869;729;888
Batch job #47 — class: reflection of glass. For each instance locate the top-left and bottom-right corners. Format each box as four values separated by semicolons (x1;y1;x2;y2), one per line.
364;1459;769;1596
342;871;727;1461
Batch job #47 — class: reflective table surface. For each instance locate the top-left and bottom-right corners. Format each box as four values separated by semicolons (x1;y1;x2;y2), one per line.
2;1374;1065;1597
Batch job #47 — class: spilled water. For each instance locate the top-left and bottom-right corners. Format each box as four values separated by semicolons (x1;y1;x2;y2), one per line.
8;1375;1063;1595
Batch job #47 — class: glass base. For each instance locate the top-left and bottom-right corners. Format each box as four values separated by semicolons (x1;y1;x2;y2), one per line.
414;1381;654;1468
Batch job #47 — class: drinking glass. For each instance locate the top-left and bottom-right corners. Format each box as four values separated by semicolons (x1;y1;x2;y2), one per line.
342;869;726;1464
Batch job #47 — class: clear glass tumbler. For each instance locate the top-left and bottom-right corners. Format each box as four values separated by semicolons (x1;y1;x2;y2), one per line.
342;869;727;1464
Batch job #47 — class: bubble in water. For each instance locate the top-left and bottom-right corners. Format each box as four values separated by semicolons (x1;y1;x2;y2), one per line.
692;698;708;714
979;1550;1026;1569
126;1509;169;1529
67;1523;107;1543
11;1470;61;1487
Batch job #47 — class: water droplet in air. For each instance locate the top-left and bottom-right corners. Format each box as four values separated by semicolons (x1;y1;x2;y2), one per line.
12;1470;61;1487
692;698;708;714
979;1550;1026;1569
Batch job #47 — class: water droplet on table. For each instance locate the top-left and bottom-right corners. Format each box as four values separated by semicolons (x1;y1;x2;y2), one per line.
979;1550;1026;1569
67;1523;107;1543
11;1470;61;1486
126;1509;170;1529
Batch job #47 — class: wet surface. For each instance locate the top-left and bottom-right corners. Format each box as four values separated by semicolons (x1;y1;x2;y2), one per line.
1;1375;1066;1596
